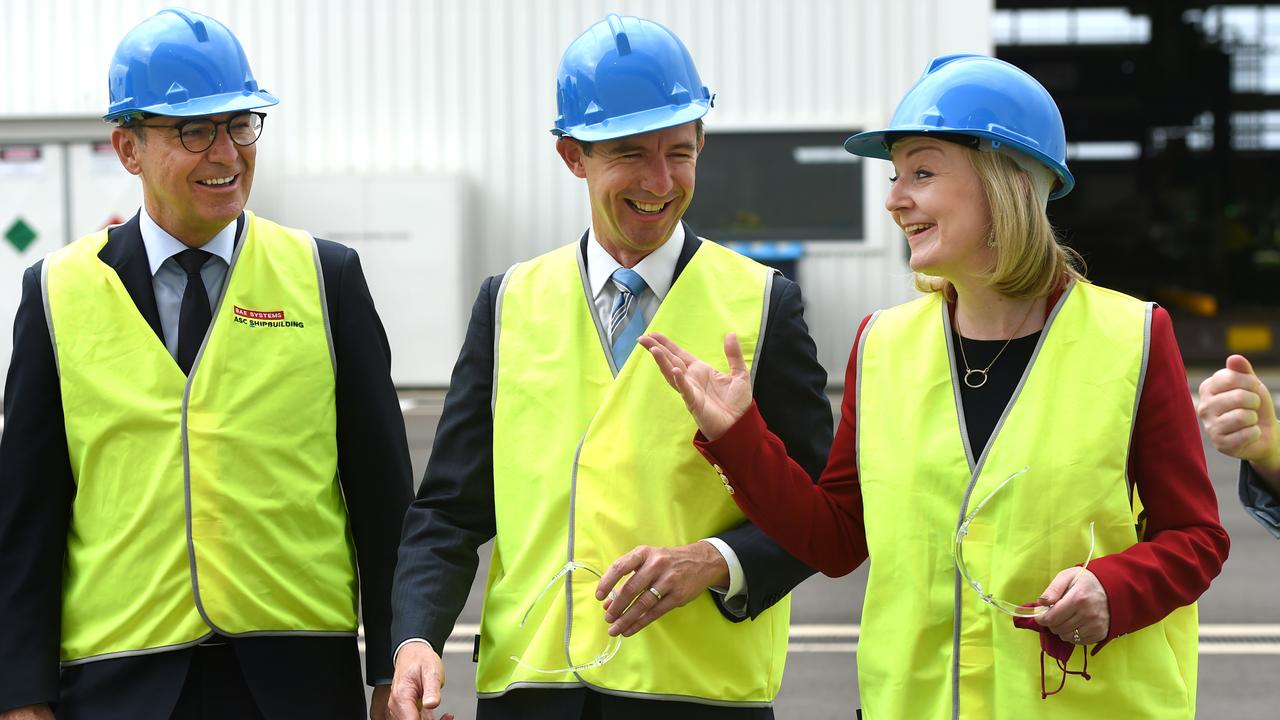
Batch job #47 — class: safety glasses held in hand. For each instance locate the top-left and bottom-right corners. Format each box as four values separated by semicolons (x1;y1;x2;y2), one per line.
509;560;623;674
953;466;1096;618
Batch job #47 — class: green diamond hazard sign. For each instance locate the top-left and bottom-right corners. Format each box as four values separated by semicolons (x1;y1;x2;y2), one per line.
4;217;37;253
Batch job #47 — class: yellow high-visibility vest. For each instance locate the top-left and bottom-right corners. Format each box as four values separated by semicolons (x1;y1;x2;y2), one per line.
856;281;1197;718
45;212;357;664
481;239;789;705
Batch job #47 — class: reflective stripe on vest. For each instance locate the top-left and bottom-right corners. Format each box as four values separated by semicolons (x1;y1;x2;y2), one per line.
45;212;357;664
855;282;1197;719
482;240;788;705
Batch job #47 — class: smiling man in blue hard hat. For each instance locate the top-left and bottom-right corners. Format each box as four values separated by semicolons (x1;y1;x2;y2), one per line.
0;8;412;720
388;13;831;720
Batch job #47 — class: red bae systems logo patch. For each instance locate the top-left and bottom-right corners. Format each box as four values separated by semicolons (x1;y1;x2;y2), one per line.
234;306;284;320
232;305;305;329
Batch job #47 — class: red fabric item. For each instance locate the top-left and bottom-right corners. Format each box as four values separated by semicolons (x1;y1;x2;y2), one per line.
696;300;1229;643
1013;607;1093;698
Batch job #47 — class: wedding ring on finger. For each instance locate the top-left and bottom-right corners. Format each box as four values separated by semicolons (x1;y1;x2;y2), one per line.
1072;628;1081;644
648;587;663;602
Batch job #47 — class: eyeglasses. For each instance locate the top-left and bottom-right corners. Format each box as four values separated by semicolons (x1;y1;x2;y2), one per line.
509;560;623;675
135;111;266;153
953;466;1096;618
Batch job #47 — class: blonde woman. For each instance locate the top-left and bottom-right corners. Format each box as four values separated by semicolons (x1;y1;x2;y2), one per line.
634;55;1228;719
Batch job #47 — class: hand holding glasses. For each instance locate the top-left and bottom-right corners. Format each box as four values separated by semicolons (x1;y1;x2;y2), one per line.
953;466;1097;619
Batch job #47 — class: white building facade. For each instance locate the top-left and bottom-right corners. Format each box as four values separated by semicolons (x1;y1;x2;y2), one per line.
0;0;992;386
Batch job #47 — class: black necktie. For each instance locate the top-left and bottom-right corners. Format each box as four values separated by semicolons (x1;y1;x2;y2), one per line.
175;248;213;375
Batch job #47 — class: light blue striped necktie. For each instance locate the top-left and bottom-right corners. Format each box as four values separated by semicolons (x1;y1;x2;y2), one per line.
608;267;648;366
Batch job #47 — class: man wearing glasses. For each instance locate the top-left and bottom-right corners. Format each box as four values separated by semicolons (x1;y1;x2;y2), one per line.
389;14;831;720
0;9;411;720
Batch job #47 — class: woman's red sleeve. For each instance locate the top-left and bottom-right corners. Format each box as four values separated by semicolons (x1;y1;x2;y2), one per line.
1086;307;1230;640
694;315;874;577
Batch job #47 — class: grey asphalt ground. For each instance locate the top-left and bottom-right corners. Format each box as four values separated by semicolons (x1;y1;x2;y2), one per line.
389;367;1280;719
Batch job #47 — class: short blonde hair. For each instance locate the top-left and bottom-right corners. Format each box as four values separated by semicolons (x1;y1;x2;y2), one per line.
914;147;1084;299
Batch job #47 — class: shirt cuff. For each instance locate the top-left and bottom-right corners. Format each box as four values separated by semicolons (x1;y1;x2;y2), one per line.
394;637;432;667
699;537;746;598
1239;459;1280;540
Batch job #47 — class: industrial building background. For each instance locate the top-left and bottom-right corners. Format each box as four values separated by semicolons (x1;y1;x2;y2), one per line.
3;1;1278;388
0;0;987;387
3;0;1276;389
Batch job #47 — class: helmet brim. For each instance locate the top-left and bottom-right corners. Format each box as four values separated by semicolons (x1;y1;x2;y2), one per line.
555;100;710;143
844;127;1076;200
104;89;279;122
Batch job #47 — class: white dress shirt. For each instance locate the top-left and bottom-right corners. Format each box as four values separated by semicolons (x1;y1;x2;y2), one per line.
139;207;236;357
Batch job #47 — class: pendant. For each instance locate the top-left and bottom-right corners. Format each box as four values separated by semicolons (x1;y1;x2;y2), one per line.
964;369;988;389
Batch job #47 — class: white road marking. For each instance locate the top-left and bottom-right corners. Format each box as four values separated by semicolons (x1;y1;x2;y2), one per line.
788;642;860;653
1200;643;1280;655
789;624;859;637
1200;623;1280;635
419;623;1280;656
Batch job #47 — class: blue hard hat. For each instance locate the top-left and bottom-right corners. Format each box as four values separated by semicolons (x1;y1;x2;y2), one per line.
103;8;278;121
553;14;713;142
845;54;1074;199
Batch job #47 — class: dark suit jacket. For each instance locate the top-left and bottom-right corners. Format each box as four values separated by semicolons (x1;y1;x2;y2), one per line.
1240;459;1280;539
0;213;414;718
391;225;832;669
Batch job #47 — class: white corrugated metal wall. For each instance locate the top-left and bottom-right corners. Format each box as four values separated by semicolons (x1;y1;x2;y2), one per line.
0;0;992;384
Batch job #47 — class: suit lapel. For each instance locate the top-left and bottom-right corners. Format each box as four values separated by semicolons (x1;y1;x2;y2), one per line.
95;212;247;345
98;213;164;342
671;220;701;282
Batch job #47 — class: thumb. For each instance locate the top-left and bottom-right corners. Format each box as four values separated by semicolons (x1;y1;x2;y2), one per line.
389;676;423;719
724;333;748;378
1034;568;1079;627
421;668;443;708
1227;354;1256;377
1038;567;1077;607
1229;354;1276;421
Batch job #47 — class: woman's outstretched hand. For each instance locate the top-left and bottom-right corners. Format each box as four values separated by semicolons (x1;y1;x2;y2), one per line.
637;332;752;441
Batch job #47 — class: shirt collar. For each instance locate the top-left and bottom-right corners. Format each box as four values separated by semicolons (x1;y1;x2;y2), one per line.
586;222;685;302
139;207;237;277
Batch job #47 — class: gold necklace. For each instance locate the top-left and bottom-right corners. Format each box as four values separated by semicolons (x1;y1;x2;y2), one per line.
956;301;1037;389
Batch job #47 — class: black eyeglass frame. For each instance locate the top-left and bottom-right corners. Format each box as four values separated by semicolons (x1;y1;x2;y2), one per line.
132;111;267;153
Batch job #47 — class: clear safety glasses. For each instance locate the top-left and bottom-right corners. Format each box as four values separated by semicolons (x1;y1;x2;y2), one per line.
953;466;1096;618
509;560;623;674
